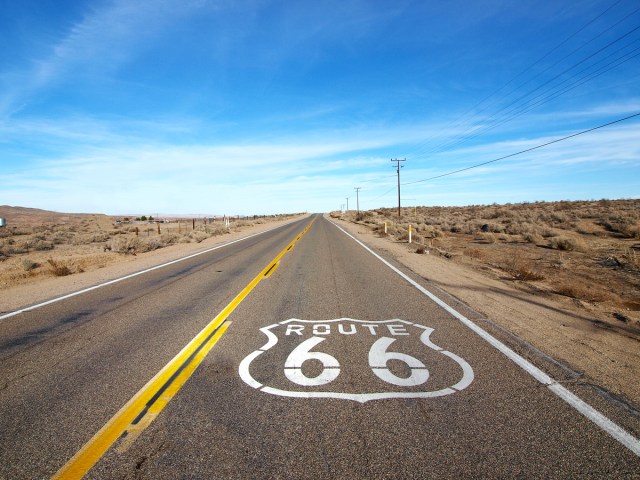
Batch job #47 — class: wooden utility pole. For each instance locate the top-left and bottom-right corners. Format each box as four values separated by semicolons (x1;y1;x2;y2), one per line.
354;187;361;218
391;158;406;218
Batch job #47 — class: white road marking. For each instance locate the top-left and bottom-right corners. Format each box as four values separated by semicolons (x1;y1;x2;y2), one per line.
239;318;474;403
0;222;297;321
331;220;640;457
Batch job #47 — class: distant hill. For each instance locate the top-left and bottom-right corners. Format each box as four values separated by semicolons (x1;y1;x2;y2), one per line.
0;206;110;226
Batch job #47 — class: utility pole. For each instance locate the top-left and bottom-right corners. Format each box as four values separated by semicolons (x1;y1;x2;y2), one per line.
391;158;406;219
346;197;349;212
354;187;361;218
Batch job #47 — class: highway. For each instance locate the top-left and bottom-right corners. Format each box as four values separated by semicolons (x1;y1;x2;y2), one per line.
0;214;638;479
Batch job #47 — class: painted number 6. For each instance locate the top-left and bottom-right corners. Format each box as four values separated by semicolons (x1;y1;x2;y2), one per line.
369;337;429;387
284;337;340;386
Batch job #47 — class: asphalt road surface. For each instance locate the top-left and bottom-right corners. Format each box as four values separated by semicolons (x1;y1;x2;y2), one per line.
1;214;638;479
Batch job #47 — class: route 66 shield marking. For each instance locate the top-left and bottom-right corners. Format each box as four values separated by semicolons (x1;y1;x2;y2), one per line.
239;318;474;403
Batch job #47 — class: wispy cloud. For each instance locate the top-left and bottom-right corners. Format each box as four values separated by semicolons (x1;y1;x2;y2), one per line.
0;0;206;118
1;120;426;213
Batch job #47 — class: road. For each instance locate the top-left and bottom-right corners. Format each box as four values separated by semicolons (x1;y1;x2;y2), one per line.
0;214;638;479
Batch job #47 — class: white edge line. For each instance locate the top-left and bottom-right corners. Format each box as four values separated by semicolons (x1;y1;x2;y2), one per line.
330;220;640;457
0;221;299;322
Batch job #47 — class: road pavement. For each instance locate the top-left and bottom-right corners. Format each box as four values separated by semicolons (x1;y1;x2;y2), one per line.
0;214;638;479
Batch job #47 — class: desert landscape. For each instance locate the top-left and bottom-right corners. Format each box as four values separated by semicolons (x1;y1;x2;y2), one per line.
338;199;640;324
0;205;302;291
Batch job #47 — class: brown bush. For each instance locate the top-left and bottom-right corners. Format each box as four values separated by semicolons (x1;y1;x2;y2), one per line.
481;232;496;244
502;250;544;281
107;236;142;255
553;283;613;303
549;236;587;252
523;232;543;244
22;259;39;271
47;259;72;276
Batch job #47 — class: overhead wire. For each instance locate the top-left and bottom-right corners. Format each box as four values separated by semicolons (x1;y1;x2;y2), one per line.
407;2;640;161
402;112;640;186
402;0;628;159
414;36;640;158
414;20;640;159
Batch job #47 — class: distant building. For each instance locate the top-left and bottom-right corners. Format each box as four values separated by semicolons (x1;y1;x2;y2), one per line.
0;218;6;227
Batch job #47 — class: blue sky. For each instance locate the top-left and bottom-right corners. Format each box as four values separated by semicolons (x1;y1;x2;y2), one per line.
1;0;639;215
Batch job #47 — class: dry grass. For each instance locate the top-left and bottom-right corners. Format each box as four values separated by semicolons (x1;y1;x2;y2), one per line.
502;249;545;281
340;199;640;314
0;207;302;288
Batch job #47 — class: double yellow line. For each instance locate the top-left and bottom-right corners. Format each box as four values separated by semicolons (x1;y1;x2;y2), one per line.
53;217;316;479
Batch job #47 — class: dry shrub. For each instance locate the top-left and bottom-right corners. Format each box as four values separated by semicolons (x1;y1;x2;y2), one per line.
628;225;640;239
144;238;165;251
553;282;613;303
22;259;39;271
523;232;543;244
481;232;496;244
483;223;504;233
502;250;544;281
47;259;72;276
50;232;71;244
28;239;54;251
190;231;208;243
549;236;587;252
208;225;230;236
575;221;601;235
598;216;640;238
160;232;181;245
108;236;142;255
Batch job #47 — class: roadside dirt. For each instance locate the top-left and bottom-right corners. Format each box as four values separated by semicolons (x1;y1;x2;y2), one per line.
330;214;640;409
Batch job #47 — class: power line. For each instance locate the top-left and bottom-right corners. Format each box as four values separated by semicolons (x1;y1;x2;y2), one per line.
407;4;640;161
415;21;640;159
414;40;640;159
402;0;627;159
403;111;640;186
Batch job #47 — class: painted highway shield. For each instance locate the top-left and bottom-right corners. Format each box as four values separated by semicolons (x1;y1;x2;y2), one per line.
239;318;474;403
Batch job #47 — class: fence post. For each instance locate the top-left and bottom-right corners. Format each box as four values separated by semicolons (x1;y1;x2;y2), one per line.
409;224;412;244
384;222;387;234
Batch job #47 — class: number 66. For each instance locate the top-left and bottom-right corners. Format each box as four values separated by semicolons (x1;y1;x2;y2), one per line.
284;336;429;387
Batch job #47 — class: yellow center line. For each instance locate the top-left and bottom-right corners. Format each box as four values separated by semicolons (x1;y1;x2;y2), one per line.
53;217;316;480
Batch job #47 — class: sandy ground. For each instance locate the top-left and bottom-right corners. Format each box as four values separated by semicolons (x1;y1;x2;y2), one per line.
0;215;309;314
329;215;640;408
